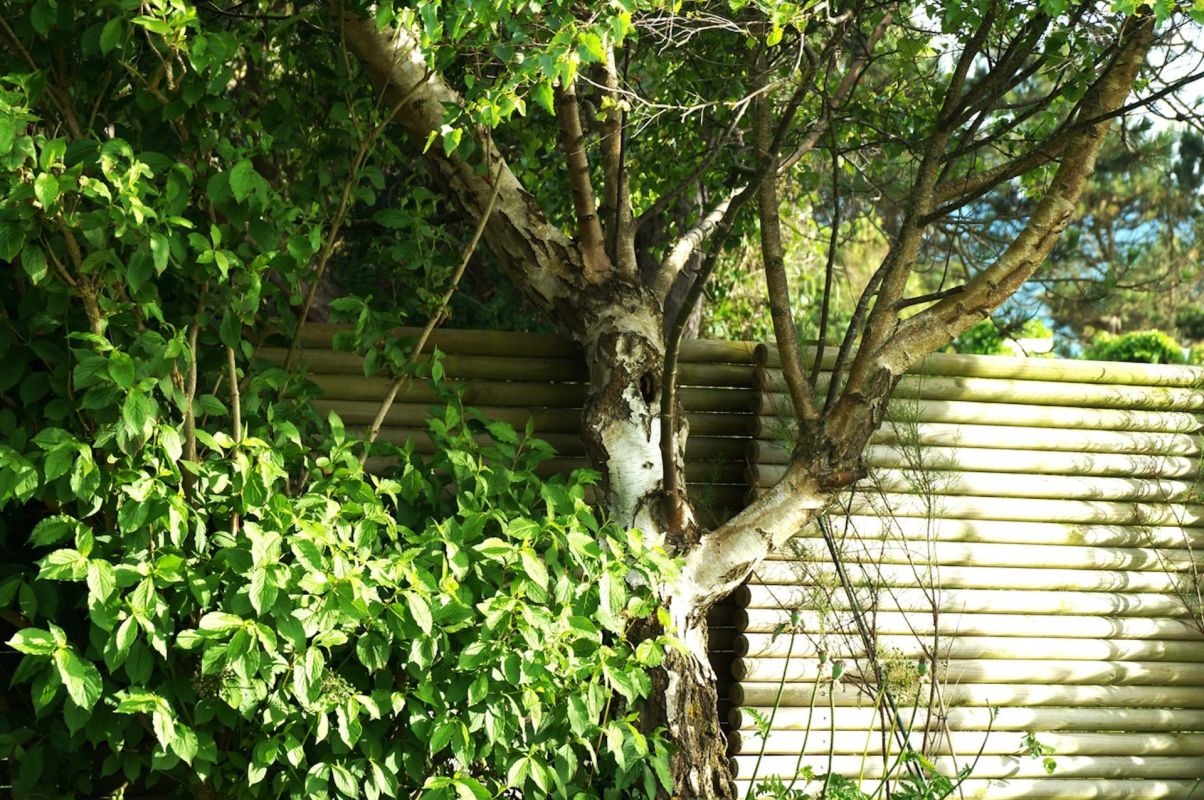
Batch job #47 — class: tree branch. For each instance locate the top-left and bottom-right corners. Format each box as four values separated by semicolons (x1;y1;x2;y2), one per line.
886;13;1155;374
361;168;503;464
556;78;612;282
754;77;821;432
338;8;589;334
652;189;737;302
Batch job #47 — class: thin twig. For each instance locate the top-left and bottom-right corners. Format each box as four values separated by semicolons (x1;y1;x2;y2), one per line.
359;167;503;465
284;74;431;370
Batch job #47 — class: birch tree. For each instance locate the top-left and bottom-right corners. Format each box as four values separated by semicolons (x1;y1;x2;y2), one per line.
329;0;1192;793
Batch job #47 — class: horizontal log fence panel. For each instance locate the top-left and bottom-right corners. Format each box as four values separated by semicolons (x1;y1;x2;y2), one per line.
748;563;1184;592
734;585;1187;617
835;492;1204;526
729;730;1204;757
767;537;1199;571
789;515;1204;548
754;440;1204;475
730;706;1204;733
760;401;1204;433
758;374;1204;412
738;356;1204;798
731;657;1204;685
753;341;1204;388
755;465;1200;501
730;754;1204;779
734;633;1204;661
737;610;1204;640
732;682;1204;708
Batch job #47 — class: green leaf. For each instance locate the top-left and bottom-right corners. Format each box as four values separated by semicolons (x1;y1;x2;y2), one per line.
99;17;123;53
20;244;48;284
406;592;432;635
54;648;102;708
198;612;244;633
0;116;14;155
249;568;277;615
109;352;136;390
229;160;257;203
520;548;548;590
7;628;57;655
122;389;153;438
533;82;555;115
0;225;25;261
87;559;117;601
29;515;73;547
34;173;59;208
150;232;170;273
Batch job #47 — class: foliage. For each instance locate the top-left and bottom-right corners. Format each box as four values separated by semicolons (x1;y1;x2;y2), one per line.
1081;329;1187;364
1175;305;1204;342
2;384;678;799
951;321;1011;356
0;3;678;797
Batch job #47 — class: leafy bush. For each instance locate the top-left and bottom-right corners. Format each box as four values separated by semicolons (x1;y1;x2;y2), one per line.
951;321;1009;355
2;386;678;799
1175;305;1204;342
1082;329;1186;364
0;7;678;797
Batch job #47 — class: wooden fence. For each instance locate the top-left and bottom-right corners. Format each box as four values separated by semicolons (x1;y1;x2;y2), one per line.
280;325;1204;799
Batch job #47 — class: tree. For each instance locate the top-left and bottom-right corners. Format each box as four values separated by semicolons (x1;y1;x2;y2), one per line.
1;0;1198;796
335;1;1183;792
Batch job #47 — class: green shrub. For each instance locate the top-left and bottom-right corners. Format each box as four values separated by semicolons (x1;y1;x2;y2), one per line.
1082;329;1186;364
1175;305;1204;342
951;321;1009;355
1;383;677;798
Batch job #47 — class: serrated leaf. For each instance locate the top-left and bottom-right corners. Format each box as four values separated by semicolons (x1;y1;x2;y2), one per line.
406;592;432;635
55;647;102;708
7;628;57;655
34;173;58;208
229;160;257;202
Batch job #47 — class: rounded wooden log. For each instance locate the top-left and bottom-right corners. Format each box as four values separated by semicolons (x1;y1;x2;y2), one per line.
270;346;760;388
748;562;1181;593
370;428;586;455
316;400;583;431
730;681;1204;709
732;778;1204;800
533;458;746;483
731;657;1204;686
753;340;1204;387
753;441;1202;478
736;610;1204;640
290;324;579;357
759;372;1204;411
753;465;1199;502
729;705;1204;732
783;514;1204;549
758;400;1204;433
837;492;1204;527
735;634;1204;662
771;536;1198;572
320;400;755;436
682;412;758;437
262;347;587;381
729;729;1204;757
734;585;1185;618
290;325;760;363
729;753;1204;779
311;373;757;412
310;373;586;405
